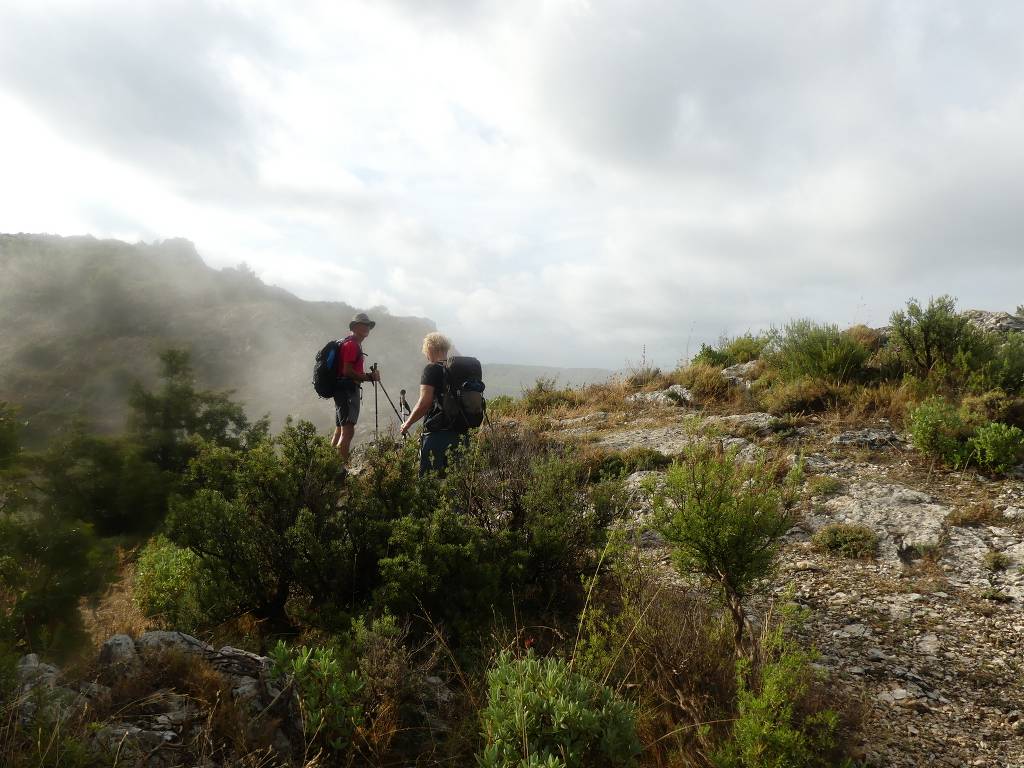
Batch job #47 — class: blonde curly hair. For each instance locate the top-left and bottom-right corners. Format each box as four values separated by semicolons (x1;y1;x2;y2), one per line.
422;332;451;358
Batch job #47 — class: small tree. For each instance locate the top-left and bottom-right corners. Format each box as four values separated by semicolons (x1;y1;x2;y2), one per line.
889;296;991;382
654;444;796;650
129;348;268;473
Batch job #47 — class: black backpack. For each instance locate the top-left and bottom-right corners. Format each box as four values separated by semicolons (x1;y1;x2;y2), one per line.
439;356;486;429
312;339;342;398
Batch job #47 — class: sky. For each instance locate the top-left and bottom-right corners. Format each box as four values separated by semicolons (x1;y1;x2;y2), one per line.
1;0;1023;369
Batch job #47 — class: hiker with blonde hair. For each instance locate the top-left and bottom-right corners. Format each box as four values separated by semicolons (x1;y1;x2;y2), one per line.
400;332;477;475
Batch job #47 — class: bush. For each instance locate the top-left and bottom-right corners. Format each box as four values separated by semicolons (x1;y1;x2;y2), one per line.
993;333;1024;395
675;363;731;402
983;551;1011;573
760;377;844;416
654;444;798;648
889;296;992;386
580;446;672;480
625;365;662;390
521;378;582;414
133;535;204;630
693;334;772;368
970;422;1024;474
767;320;870;384
269;641;365;757
908;397;972;466
693;343;732;368
713;606;850;768
811;524;878;559
478;651;640;768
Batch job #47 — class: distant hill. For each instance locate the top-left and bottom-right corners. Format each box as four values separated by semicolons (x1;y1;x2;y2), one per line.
0;234;611;445
0;234;437;445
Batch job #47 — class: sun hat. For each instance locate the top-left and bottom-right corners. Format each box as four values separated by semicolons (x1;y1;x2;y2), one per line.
349;312;376;330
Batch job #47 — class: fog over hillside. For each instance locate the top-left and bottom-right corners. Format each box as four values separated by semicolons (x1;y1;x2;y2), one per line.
1;234;605;444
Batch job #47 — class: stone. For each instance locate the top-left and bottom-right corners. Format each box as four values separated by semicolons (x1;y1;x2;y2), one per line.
136;631;213;658
626;385;692;407
706;412;777;436
99;634;142;679
721;361;759;387
809;482;950;564
962;309;1024;334
17;654;61;691
829;428;905;450
916;633;941;656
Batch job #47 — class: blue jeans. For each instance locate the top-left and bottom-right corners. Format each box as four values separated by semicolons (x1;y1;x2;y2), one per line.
420;430;470;476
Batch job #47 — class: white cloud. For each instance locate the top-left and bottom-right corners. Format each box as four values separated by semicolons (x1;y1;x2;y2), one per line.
1;0;1023;369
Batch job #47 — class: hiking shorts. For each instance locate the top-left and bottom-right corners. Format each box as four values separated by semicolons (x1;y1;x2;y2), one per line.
334;385;361;426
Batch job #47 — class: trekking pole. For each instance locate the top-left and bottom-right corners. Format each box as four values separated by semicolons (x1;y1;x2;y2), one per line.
376;379;405;423
371;364;379;440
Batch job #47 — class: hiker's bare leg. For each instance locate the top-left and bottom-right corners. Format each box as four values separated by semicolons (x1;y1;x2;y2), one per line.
337;423;355;462
332;426;343;450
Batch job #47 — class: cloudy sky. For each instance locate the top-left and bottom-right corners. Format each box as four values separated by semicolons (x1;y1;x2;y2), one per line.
2;1;1023;368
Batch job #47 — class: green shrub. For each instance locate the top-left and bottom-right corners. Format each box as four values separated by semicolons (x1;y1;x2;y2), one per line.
983;550;1011;572
655;444;797;647
269;641;364;757
767;320;870;384
993;333;1024;395
713;607;849;768
970;422;1024;474
889;296;993;386
133;535;204;630
478;651;640;768
693;343;732;367
675;363;731;402
806;476;844;499
908;397;972;466
487;394;515;416
0;402;19;470
626;365;662;389
521;378;582;414
582;447;671;480
811;524;878;559
760;377;843;415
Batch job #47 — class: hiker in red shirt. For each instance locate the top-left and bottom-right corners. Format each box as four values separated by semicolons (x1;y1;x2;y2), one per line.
332;312;380;462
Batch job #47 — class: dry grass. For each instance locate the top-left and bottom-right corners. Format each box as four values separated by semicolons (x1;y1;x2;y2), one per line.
946;502;1007;529
79;548;155;646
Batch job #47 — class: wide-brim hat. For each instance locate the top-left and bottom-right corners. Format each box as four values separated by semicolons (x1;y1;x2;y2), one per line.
349;312;376;330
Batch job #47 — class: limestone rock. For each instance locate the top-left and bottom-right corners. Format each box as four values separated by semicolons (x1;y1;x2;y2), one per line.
136;631;213;658
962;309;1024;334
829;428;906;450
809;482;950;563
706;412;777;436
721;360;759;387
626;384;692;407
99;634;142;679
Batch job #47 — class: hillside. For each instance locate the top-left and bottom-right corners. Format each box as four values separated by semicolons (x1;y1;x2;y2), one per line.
0;234;607;445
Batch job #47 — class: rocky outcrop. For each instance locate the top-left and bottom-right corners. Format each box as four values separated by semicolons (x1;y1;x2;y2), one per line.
626;384;693;406
963;309;1024;334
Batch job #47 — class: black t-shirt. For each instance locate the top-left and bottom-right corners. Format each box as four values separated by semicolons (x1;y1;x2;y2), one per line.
420;362;447;432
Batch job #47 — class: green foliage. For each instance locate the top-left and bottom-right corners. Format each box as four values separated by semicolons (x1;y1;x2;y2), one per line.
970;422;1024;474
713;607;849;768
992;333;1024;395
42;427;169;536
478;651;640;768
760;377;843;416
805;476;844;499
983;550;1011;573
521;378;582;414
0;403;19;470
129;348;269;474
0;507;111;656
487;394;516;416
675;363;731;401
811;524;878;559
654;445;796;647
889;296;993;386
908;397;972;466
767;320;870;384
269;640;365;756
583;447;672;480
168;420;353;624
693;334;772;368
133;535;204;630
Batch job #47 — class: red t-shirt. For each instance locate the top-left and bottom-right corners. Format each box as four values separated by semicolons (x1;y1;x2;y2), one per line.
337;336;364;378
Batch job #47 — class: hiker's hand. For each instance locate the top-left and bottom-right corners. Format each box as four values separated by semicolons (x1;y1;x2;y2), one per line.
400;421;410;436
367;370;380;382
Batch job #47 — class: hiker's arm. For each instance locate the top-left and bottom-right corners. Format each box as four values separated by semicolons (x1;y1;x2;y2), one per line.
400;384;434;435
341;361;378;382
